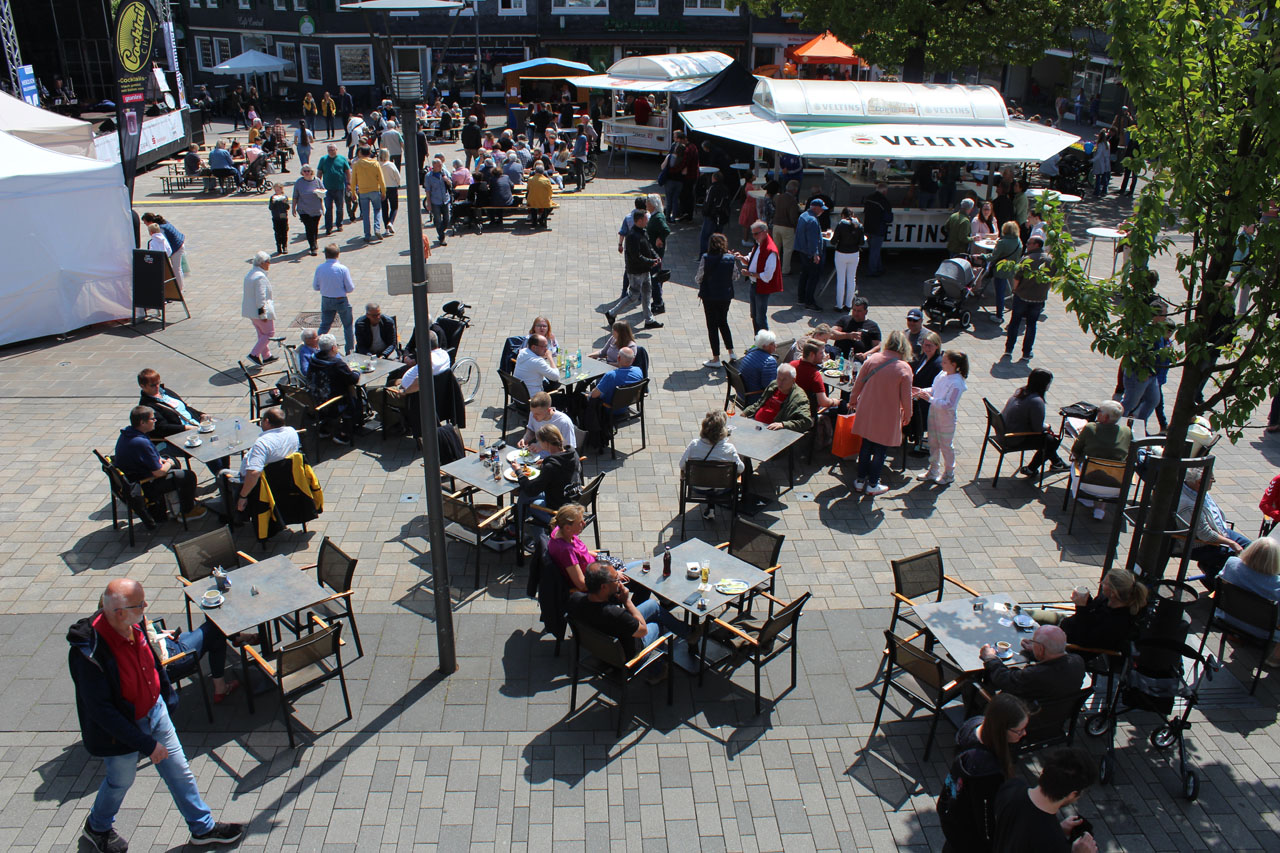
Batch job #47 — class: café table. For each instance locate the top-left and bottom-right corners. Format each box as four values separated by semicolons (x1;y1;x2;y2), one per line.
182;554;331;656
972;236;998;252
724;414;804;505
1084;226;1126;279
1026;188;1083;204
440;453;521;499
910;593;1034;674
345;355;401;387
165;418;262;464
819;361;860;395
622;537;773;683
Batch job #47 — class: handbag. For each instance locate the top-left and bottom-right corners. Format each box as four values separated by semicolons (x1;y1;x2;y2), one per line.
657;166;668;187
1060;401;1099;422
831;413;862;458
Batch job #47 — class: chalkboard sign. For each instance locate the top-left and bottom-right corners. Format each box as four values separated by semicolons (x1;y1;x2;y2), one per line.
133;249;166;310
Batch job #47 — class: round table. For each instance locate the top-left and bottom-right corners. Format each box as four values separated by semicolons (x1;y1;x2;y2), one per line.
1027;188;1083;203
730;162;752;171
747;189;768;200
972;237;998;251
1084;226;1126;279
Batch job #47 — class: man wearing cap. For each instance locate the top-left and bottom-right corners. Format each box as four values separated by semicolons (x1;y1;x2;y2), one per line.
947;198;974;256
904;309;928;358
794;197;826;311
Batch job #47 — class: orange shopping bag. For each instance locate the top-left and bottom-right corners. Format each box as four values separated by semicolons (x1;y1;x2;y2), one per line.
831;413;862;458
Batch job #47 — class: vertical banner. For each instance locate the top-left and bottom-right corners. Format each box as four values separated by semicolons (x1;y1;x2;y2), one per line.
18;65;40;106
111;0;158;200
161;22;187;109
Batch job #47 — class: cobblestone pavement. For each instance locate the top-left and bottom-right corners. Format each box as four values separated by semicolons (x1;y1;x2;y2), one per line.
1;119;1277;851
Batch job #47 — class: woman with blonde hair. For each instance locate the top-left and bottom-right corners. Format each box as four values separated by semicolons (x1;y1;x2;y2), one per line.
849;329;913;497
528;316;559;356
546;503;592;592
679;410;744;520
1034;567;1148;652
1219;538;1280;663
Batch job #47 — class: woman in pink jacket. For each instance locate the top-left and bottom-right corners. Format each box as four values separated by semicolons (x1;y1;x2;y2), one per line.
850;329;914;497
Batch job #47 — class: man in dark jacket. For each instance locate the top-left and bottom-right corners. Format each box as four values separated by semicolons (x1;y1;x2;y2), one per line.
862;182;892;276
699;171;731;257
68;578;244;851
602;209;664;329
460;115;483;169
1004;235;1052;359
354;302;398;358
971;624;1085;713
337;85;354;133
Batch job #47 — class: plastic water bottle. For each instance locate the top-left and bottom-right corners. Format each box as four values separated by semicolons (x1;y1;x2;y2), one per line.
838;354;846;372
233;417;243;448
576;349;583;371
478;434;486;455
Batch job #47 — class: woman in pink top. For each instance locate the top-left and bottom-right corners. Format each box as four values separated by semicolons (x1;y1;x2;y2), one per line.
850;329;914;497
546;504;593;592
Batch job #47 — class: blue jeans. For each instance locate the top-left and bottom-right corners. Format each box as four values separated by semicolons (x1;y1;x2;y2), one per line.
665;179;683;220
324;189;345;231
1005;295;1042;355
297;146;311;167
319;295;354;353
358;191;383;238
750;289;771;332
164;620;228;679
866;234;885;274
432;201;450;242
1094;172;1110;196
992;277;1010;317
797;253;822;305
856;439;889;487
1122;371;1160;420
89;698;215;836
638;597;692;650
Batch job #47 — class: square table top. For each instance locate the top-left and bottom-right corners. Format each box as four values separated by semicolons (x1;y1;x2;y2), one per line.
911;593;1035;674
441;454;520;497
164;419;262;463
182;554;329;639
623;538;772;619
723;415;804;463
345;356;401;387
561;361;610;388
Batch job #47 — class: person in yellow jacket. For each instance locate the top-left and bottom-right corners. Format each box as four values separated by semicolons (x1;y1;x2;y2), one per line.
526;163;555;229
349;145;387;242
302;92;318;124
320;91;337;139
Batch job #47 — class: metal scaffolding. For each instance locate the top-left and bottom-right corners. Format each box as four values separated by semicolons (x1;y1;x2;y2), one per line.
0;0;23;94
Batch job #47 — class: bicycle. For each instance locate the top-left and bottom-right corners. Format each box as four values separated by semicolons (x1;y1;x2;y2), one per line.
437;301;480;403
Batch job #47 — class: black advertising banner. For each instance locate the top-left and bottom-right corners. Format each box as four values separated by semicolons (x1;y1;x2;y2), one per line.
112;0;158;200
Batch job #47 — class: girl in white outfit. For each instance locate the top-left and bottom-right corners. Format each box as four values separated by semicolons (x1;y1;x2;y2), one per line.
913;350;969;484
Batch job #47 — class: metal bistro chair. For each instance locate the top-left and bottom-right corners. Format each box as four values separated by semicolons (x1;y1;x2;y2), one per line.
94;450;188;547
679;459;740;540
441;492;515;588
239;360;286;419
716;517;785;618
1196;578;1279;695
1015;687;1094;756
882;548;978;666
497;370;532;436
281;536;364;660
568;618;673;736
242;621;352;749
151;617;213;723
870;630;969;760
601;378;649;459
975;397;1049;488
723;360;754;411
1062;455;1128;534
707;591;812;716
173;527;257;630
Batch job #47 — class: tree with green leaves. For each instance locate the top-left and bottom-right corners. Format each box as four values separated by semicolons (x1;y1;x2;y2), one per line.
747;0;1106;82
1046;0;1280;578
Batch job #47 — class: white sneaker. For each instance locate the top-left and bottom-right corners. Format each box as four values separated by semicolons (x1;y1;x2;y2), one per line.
704;358;722;368
917;470;940;481
865;483;889;497
726;350;737;362
853;479;865;493
935;472;955;485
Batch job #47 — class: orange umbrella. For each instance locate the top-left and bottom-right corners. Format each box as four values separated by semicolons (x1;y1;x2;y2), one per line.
786;31;865;67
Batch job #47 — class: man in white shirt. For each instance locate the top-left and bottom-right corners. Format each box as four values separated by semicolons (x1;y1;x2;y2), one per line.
520;392;577;450
514;334;561;396
226;408;301;516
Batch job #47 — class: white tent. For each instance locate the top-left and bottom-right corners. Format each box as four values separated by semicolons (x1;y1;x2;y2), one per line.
0;90;96;158
570;51;733;93
213;49;293;75
681;78;1079;162
0;131;133;346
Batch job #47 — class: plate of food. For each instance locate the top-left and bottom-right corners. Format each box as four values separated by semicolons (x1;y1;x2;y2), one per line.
502;465;539;482
714;579;751;596
184;437;203;448
1014;613;1035;629
821;359;839;370
506;448;535;464
822;369;844;378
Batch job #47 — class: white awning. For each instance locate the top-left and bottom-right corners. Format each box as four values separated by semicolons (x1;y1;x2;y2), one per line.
568;74;716;93
680;103;1080;162
568;50;732;93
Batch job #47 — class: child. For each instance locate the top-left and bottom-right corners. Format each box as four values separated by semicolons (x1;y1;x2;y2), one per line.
268;183;290;255
913;350;969;484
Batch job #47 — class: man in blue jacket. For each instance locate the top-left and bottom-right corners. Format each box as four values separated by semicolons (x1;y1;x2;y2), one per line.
795;198;826;311
737;330;779;403
68;578;244;851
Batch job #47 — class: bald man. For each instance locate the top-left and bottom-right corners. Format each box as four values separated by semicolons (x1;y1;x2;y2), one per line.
978;624;1086;707
68;578;245;851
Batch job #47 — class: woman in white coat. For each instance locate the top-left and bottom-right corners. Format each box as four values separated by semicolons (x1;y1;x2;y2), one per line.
242;251;277;365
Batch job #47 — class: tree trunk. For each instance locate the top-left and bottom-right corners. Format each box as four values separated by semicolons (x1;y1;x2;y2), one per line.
901;23;927;83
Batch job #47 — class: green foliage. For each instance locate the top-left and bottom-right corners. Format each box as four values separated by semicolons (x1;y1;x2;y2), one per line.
747;0;1107;77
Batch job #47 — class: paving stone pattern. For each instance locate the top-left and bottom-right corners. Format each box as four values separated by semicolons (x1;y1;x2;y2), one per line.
0;119;1277;851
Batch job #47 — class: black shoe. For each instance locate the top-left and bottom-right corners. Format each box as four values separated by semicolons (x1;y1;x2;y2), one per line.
651;302;666;315
262;354;280;364
1047;458;1068;473
1002;351;1013;360
332;434;352;446
190;822;245;846
246;353;263;366
1018;465;1041;478
1021;352;1033;361
83;819;129;853
605;311;616;327
643;319;664;329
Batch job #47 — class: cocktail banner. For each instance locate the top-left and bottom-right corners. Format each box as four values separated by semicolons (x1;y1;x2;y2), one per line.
112;0;158;200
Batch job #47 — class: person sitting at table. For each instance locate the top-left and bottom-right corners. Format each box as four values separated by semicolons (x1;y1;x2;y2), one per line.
528;316;559;357
306;333;361;445
831;297;883;363
1177;468;1253;579
1066;401;1131;518
567;562;692;672
589;347;644;412
737;330;779;402
373;333;451;437
589;320;636;366
207;140;241;189
1217;538;1280;663
782;324;836;364
137;368;229;475
791;339;838;411
973;625;1085;713
971;199;997;240
992;747;1099;853
740;364;814;433
526;164;555;229
143;612;249;704
114;406;207;522
1002;368;1067;478
1031;568;1147;654
182;144;203;177
512;424;579;519
938;693;1030;853
225;407;301;519
680;411;744;521
354;302;397;358
547;503;596;592
488;165;514;226
450;159;472;188
520;392;577;451
502;152;524;187
297;329;320;377
514;334;562;397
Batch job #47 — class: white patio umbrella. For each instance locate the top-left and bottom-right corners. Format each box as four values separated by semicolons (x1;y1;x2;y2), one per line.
212;50;293;75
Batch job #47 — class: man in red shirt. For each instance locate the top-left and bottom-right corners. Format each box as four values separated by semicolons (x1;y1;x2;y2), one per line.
791;339;838;410
68;579;244;851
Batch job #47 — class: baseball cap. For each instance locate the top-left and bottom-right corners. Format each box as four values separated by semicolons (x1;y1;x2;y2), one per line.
906;309;924;320
809;198;827;210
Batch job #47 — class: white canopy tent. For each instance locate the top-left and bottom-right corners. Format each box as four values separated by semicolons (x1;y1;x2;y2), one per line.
0;90;96;158
680;78;1079;162
213;49;293;75
0;131;134;346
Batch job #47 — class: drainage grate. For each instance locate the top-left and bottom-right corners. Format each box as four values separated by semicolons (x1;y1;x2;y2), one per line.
289;311;325;329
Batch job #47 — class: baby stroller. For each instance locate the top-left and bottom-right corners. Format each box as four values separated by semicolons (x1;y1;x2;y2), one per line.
1083;581;1217;801
922;256;979;329
238;156;271;194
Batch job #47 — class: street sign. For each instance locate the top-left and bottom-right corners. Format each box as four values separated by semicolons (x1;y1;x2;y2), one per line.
386;263;454;295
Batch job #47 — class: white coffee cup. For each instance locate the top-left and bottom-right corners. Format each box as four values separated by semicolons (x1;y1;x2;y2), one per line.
203;590;221;604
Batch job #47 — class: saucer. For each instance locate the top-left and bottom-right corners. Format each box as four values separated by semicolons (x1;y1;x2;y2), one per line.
184;437;202;448
197;424;215;433
200;594;224;608
996;648;1014;659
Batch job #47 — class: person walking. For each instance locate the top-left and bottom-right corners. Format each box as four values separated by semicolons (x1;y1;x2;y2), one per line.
69;578;245;852
350;145;386;241
913;350;969;485
378;149;401;236
316;143;350;235
1004;234;1052;359
294;119;314;167
242;251;277;365
602;208;664;330
423;158;454;247
291;164;324;256
1091;130;1112;197
770;180;801;275
830;207;864;311
267;183;290;255
849;329;914;497
320;91;337;139
312;244;356;354
695;232;737;368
